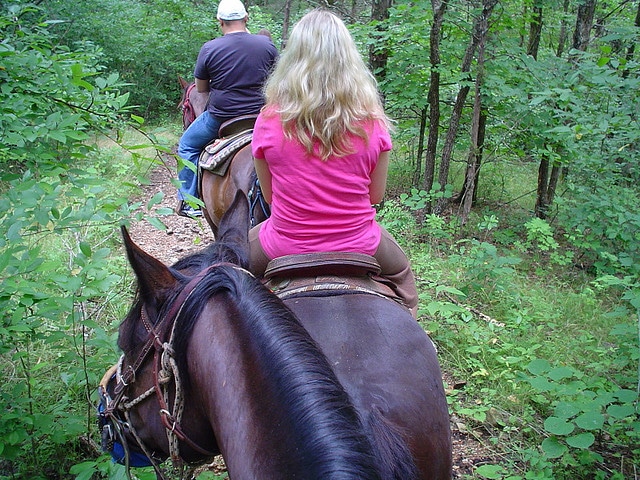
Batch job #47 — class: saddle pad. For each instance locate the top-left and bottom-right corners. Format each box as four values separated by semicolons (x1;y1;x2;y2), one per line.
265;274;400;304
199;130;253;176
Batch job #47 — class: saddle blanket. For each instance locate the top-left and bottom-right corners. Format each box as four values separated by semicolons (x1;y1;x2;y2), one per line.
199;129;253;176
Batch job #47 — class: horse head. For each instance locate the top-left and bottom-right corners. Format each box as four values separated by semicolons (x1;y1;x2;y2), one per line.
178;76;208;131
99;192;251;474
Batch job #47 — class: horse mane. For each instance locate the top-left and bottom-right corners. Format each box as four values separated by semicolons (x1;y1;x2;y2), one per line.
169;260;383;479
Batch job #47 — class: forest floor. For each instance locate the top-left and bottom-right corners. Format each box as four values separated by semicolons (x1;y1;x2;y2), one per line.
127;154;498;478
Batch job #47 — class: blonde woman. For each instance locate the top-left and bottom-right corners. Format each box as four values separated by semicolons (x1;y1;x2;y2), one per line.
249;9;418;316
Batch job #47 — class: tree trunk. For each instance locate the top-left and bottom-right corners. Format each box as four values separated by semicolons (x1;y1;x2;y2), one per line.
351;0;358;20
571;0;596;54
473;110;486;205
623;0;640;78
281;0;292;50
534;157;550;218
556;0;571;57
527;2;543;59
460;4;488;224
460;83;483;223
423;0;448;201
535;0;596;218
454;109;486;205
369;0;392;79
414;106;428;186
535;159;562;219
547;163;561;209
434;0;497;215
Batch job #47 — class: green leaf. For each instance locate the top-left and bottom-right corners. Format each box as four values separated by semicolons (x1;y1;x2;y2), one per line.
475;464;504;479
544;416;574;435
527;358;551;375
541;437;568;459
147;217;168;231
528;376;554;392
79;241;92;257
147;192;164;209
607;404;635;419
566;432;595;449
548;366;574;381
614;389;639;403
574;411;604;431
554;401;581;419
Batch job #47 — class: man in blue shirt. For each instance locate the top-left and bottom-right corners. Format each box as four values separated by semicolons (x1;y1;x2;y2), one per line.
177;0;278;217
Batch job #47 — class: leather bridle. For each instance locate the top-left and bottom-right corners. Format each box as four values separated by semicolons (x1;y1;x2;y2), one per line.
98;264;237;479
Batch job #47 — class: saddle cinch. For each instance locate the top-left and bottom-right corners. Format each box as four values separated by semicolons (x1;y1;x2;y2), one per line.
198;114;258;176
262;252;403;306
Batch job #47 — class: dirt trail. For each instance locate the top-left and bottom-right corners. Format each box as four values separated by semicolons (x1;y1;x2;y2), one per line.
128;155;214;265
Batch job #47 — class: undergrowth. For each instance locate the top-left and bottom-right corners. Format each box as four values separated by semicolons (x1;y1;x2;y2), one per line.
378;193;639;479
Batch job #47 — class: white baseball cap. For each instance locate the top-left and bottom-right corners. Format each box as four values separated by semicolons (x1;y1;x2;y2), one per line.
217;0;247;21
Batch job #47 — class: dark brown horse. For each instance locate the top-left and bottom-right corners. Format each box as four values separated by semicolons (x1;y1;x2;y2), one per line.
178;77;267;238
99;192;451;479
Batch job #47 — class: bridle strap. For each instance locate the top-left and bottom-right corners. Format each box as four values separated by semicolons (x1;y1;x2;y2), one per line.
110;263;219;406
107;262;253;471
146;264;220;460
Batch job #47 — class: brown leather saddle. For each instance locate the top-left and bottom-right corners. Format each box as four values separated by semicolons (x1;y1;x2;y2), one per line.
219;114;258;137
199;115;257;176
262;252;402;304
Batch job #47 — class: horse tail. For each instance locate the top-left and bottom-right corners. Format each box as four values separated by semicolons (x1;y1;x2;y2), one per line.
365;407;420;480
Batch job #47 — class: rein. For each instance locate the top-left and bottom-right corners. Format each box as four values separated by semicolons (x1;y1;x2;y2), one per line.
100;263;251;479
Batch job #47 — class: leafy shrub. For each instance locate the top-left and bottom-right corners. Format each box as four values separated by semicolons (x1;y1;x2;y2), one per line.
520;336;639;479
0;6;156;477
559;183;640;278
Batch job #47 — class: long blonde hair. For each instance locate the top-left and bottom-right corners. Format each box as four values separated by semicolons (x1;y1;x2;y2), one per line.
263;9;390;160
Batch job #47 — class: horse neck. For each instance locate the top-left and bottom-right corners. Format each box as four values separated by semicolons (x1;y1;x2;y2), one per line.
185;294;381;479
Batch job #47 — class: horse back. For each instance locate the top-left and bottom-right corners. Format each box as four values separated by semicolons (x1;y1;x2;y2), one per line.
283;293;453;479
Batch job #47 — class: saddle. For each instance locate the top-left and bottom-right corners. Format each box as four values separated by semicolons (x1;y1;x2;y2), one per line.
262;252;402;304
199;115;257;176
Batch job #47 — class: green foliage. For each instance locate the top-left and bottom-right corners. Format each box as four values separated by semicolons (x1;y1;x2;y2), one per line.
400;185;455;211
449;240;522;298
510;217;575;268
520;345;639;478
376;198;418;241
0;6;169;477
410;201;638;478
1;1;638;479
0;4;132;168
559;182;640;278
40;0;281;119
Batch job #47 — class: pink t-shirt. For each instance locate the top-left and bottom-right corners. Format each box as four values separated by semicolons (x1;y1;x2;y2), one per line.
252;109;392;258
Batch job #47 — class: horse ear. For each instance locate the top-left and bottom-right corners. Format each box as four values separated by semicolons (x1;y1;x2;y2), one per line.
217;190;250;246
121;226;180;305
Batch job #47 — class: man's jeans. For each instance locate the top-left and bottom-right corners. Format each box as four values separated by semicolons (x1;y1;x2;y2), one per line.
177;111;222;201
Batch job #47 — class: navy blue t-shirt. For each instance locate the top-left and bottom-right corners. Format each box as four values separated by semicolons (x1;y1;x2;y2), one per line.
194;32;278;120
